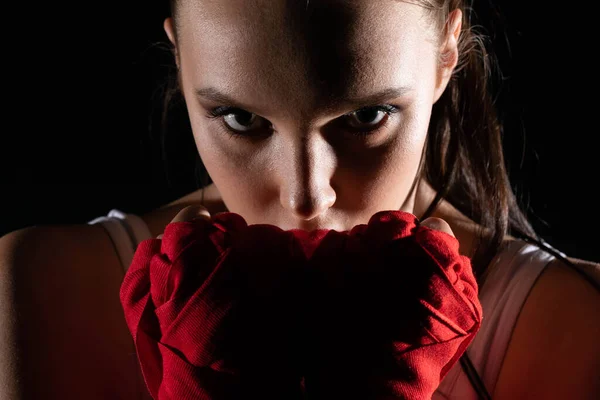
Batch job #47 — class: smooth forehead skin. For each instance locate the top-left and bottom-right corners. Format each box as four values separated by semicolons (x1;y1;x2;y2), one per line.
175;0;439;124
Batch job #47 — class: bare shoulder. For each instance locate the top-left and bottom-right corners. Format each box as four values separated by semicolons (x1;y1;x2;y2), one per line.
493;254;600;399
2;223;117;265
1;224;129;295
0;224;151;399
561;255;600;286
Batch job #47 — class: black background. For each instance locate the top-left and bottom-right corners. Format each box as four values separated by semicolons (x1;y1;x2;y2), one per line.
2;1;598;262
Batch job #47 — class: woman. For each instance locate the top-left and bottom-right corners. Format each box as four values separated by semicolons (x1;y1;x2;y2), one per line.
1;0;598;399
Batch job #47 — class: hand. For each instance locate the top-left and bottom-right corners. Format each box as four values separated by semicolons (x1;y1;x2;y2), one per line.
157;208;456;240
156;205;212;240
419;216;455;237
122;209;478;400
121;208;306;400
301;212;480;400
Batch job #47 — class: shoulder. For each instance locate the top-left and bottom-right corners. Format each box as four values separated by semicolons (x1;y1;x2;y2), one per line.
492;253;600;399
0;223;128;345
1;223;126;282
1;224;118;274
1;224;124;336
0;224;150;399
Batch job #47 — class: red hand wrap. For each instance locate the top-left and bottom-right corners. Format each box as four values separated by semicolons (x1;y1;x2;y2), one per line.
120;211;482;399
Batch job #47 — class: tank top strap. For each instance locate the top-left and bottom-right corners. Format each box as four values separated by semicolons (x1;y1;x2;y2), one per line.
88;209;153;273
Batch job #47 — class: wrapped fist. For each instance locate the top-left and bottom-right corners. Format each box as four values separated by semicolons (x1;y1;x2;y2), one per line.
300;211;482;399
120;207;306;399
120;206;482;399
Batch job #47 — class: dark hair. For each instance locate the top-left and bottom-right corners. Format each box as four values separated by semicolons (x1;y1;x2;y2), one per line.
160;0;538;282
417;0;537;280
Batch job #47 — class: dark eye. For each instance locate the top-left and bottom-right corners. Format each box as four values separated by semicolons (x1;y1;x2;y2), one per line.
206;104;399;139
342;105;399;136
222;109;262;132
205;107;269;137
347;108;386;126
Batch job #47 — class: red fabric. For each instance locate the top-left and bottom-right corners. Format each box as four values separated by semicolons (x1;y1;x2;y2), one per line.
120;211;482;399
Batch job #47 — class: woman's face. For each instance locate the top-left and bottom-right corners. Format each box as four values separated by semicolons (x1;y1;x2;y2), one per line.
168;0;455;231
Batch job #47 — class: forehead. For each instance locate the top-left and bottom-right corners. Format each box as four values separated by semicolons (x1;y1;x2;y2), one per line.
176;0;437;114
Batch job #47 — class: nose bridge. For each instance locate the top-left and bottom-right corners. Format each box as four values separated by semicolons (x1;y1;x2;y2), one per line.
279;132;336;220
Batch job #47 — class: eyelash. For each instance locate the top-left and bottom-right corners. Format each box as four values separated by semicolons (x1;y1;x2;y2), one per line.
205;104;400;140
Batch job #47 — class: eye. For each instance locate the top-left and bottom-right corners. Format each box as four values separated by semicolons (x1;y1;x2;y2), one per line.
342;105;400;137
206;107;268;136
205;104;400;139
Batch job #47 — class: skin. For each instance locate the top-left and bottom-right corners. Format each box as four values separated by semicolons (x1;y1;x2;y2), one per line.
143;1;600;398
162;0;464;236
1;2;595;400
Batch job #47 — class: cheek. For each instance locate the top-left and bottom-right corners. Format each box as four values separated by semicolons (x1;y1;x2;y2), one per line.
335;103;431;211
198;152;265;217
187;116;274;216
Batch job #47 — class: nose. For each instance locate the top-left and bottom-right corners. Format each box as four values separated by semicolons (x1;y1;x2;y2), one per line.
279;135;337;221
286;187;336;220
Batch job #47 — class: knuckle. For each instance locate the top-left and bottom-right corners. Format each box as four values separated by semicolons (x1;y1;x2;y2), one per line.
420;217;454;237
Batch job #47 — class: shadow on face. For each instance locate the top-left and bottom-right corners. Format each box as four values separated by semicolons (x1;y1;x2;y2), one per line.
168;0;451;232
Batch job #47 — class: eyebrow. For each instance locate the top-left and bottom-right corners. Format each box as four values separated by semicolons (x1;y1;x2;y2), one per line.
195;86;413;116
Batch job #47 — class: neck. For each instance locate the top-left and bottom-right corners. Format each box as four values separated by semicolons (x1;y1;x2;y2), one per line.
413;178;487;258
